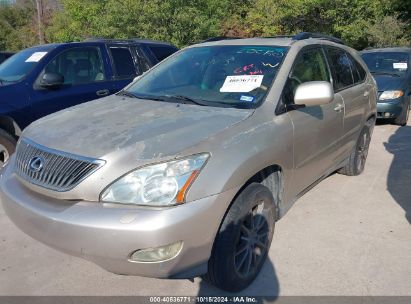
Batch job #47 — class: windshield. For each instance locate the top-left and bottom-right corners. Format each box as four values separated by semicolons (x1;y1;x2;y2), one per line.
361;52;409;76
126;45;288;108
0;48;49;83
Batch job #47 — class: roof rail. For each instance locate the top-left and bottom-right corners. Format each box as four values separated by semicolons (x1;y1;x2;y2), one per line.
292;32;344;44
201;36;243;43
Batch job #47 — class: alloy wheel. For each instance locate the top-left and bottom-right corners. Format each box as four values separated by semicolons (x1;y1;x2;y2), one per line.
356;131;370;172
234;201;270;278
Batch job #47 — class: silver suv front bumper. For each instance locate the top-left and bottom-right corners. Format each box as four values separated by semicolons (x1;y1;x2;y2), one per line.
0;160;237;278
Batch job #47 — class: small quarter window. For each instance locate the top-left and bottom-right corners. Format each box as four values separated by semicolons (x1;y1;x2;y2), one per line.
148;45;178;62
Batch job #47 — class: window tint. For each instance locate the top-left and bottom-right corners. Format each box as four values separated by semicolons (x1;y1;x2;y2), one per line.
148;45;177;62
354;59;367;81
109;47;136;78
326;47;354;90
135;47;151;72
283;47;330;105
44;47;105;85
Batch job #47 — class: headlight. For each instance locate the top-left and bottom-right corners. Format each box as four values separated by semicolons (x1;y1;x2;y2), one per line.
379;90;404;100
100;153;209;206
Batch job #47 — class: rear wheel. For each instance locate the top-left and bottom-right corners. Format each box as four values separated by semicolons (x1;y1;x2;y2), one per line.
0;129;16;166
204;183;276;292
339;125;371;176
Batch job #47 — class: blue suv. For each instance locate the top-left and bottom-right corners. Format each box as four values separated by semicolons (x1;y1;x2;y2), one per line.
0;39;178;164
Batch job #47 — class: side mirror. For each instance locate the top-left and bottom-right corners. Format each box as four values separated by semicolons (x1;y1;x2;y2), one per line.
294;81;334;107
40;73;64;88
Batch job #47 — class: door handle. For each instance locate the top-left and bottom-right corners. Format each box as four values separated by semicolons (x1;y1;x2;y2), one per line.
96;89;110;97
334;103;344;112
364;90;370;97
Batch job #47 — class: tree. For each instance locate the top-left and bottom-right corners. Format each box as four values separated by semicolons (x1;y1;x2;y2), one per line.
0;2;37;51
46;0;228;47
366;15;410;47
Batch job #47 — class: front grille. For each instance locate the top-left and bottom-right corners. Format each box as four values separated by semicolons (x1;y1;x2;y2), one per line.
14;138;105;192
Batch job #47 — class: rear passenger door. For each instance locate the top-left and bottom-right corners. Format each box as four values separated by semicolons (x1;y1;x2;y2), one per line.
284;47;345;194
107;44;140;93
325;47;369;156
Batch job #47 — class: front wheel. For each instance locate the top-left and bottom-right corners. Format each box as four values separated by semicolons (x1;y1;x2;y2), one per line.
204;183;276;292
394;102;409;126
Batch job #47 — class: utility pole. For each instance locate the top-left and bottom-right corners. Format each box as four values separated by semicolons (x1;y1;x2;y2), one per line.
35;0;44;44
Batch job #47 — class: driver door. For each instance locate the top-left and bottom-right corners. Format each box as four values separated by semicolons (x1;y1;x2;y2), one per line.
284;46;345;194
30;46;114;121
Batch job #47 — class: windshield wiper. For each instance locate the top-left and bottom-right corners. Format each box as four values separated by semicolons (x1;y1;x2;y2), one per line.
117;90;166;101
117;90;138;98
164;95;208;106
371;71;401;77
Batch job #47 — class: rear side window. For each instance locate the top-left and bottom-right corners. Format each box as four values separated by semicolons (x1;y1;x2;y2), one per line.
148;45;177;62
326;47;354;91
109;47;136;78
354;58;367;81
283;47;330;105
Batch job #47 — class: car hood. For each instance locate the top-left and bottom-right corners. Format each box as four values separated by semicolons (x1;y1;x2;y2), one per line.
373;74;407;91
23;95;253;159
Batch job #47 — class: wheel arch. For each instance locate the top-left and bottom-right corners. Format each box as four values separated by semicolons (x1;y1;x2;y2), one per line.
0;116;22;138
226;164;284;223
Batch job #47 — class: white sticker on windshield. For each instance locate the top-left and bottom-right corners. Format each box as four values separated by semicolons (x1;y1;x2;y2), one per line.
220;75;264;93
25;52;47;62
393;62;407;69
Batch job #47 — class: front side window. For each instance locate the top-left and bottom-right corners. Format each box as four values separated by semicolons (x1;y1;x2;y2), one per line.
44;47;105;85
283;47;330;105
326;47;354;91
126;45;288;108
0;48;49;84
109;47;136;78
361;52;409;77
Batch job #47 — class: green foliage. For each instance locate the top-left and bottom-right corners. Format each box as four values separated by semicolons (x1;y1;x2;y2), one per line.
46;0;227;47
0;2;37;51
1;0;410;51
367;14;411;47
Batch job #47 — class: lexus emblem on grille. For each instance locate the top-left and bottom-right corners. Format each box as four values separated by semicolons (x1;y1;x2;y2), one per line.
29;156;44;173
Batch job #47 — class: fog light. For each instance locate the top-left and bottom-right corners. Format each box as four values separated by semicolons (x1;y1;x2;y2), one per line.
384;112;390;118
130;241;183;262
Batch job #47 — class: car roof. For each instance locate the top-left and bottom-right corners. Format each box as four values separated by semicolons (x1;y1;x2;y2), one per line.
25;39;177;51
190;37;345;49
361;47;411;54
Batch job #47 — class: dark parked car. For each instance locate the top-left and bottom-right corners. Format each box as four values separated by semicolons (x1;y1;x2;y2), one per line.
0;52;14;64
0;39;178;165
361;48;411;126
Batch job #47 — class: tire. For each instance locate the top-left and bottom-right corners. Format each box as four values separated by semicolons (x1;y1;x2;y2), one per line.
0;129;16;166
338;125;371;176
394;101;409;126
204;183;276;292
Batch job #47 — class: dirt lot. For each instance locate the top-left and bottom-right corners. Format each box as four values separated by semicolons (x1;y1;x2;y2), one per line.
0;121;410;296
